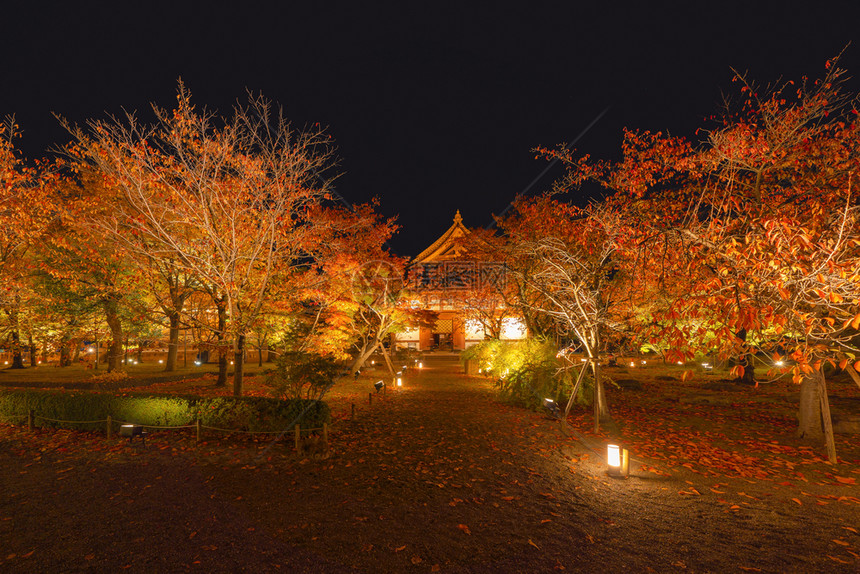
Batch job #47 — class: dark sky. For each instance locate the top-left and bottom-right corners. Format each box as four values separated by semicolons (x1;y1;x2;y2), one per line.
3;1;859;255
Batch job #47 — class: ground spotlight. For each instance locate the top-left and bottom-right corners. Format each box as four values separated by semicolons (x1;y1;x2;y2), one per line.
542;398;561;418
374;380;385;393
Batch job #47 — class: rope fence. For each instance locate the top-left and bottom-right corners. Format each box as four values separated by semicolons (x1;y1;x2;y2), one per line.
5;394;394;457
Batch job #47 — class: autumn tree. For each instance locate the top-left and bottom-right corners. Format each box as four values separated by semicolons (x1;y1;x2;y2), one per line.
306;204;420;377
65;84;337;395
507;197;638;430
0;118;56;368
550;57;860;460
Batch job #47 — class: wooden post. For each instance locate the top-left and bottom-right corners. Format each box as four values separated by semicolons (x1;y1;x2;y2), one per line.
817;373;838;463
195;418;201;444
294;425;301;454
592;362;601;434
106;415;112;439
27;409;33;431
368;392;373;405
351;403;355;419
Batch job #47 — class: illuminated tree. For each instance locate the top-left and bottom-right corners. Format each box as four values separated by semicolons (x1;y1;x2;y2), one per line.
550;57;860;460
0;118;55;368
64;84;337;395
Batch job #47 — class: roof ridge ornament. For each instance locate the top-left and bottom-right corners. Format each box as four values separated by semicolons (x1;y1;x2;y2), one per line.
453;210;462;224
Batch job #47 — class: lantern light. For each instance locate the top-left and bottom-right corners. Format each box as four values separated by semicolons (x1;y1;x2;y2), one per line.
607;444;629;477
702;362;713;370
396;370;403;386
641;359;647;365
629;361;635;368
194;361;201;366
775;360;784;367
677;361;684;365
418;362;423;369
158;359;163;364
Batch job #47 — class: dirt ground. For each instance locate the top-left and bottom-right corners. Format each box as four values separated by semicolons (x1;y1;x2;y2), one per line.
1;357;858;573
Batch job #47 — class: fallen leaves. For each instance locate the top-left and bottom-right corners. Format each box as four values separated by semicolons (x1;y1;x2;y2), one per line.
458;524;471;535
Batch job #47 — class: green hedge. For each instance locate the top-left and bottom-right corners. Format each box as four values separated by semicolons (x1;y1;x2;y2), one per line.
0;390;330;433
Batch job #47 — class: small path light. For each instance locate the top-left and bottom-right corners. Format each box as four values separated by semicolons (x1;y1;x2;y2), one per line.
542;398;561;418
418;361;423;369
119;424;148;446
396;371;403;387
607;444;629;477
374;380;385;393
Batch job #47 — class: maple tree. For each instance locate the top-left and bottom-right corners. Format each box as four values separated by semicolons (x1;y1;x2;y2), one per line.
545;57;860;461
0;118;56;369
306;204;425;378
64;84;338;395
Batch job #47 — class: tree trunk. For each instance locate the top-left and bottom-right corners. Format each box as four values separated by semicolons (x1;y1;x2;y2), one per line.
9;329;25;369
350;341;380;375
233;333;246;397
103;299;124;372
28;336;37;367
215;299;228;387
591;360;610;432
797;375;823;440
165;311;180;371
817;372;838;463
735;328;756;385
59;334;72;367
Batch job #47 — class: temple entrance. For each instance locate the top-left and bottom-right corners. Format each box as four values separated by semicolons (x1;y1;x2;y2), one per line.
431;318;454;351
432;333;453;351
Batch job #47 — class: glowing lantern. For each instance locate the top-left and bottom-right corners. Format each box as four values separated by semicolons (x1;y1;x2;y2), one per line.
607;444;629;477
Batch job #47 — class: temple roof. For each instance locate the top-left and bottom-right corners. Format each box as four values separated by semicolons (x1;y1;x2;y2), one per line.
413;210;470;263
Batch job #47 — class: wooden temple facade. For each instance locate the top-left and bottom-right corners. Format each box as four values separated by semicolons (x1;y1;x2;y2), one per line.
394;211;526;351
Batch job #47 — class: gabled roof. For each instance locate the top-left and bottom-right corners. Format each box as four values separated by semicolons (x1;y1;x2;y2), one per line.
413;210;470;263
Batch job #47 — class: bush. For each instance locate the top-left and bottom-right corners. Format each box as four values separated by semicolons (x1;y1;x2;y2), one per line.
263;351;344;401
463;338;594;411
0;390;330;433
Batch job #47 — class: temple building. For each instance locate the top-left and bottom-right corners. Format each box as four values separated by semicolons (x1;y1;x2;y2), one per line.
394;210;527;351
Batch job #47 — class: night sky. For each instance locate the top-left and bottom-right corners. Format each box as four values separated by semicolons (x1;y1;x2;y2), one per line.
3;2;858;255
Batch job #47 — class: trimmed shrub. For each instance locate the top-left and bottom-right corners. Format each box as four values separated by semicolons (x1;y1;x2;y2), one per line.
0;390;330;433
263;351;344;401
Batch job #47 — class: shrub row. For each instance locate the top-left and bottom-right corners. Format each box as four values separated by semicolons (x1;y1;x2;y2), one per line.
0;390;330;433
